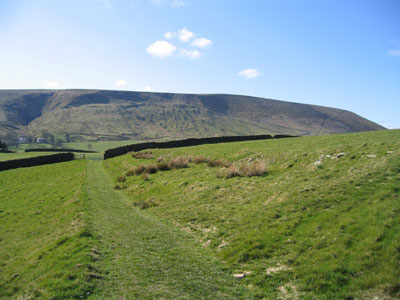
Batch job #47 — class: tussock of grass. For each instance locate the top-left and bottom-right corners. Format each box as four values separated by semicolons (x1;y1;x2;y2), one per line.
222;161;266;178
132;150;154;159
207;158;232;168
193;155;210;164
168;155;191;169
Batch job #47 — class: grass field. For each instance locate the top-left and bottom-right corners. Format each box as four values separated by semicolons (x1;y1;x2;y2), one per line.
0;160;96;299
105;129;400;299
1;155;254;299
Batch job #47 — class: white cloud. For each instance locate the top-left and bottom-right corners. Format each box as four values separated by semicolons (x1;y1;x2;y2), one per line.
115;79;127;87
178;28;195;42
164;31;175;39
140;86;154;92
146;40;176;57
180;49;201;59
45;81;60;88
192;38;213;48
170;0;184;7
237;69;263;79
387;50;400;56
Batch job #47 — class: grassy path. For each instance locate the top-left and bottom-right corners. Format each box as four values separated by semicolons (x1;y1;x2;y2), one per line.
85;160;253;300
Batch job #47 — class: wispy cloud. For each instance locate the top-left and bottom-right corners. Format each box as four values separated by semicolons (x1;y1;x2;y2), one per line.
45;81;60;88
180;49;201;59
178;28;195;42
237;69;263;79
115;79;127;87
387;50;400;56
164;31;176;39
146;40;177;57
192;38;213;48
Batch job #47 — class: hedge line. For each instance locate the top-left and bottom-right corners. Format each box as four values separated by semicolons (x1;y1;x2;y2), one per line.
0;153;75;171
104;134;296;160
25;148;98;153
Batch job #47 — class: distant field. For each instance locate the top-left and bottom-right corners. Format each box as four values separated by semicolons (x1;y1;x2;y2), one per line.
105;129;400;299
11;139;139;154
0;152;54;161
0;160;96;299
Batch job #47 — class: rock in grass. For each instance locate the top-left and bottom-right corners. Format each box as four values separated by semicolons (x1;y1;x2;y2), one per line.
367;154;377;158
314;160;322;166
336;152;346;158
387;151;394;154
233;273;245;278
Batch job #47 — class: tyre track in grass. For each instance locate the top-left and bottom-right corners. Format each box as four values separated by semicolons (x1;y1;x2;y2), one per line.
86;160;254;300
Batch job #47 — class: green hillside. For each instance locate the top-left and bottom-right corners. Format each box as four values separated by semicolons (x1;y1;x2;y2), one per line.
0;90;384;143
105;129;400;299
1;130;398;299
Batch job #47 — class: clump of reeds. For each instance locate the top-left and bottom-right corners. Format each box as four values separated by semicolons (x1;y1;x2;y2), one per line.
157;161;171;171
132;151;154;159
193;155;210;164
168;156;190;169
207;158;232;168
223;161;266;178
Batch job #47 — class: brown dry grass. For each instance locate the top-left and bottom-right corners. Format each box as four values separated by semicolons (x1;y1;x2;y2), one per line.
207;159;231;168
193;155;210;164
223;161;266;178
132;151;154;159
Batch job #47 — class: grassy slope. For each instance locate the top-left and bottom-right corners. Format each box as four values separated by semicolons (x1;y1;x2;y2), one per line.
85;160;254;300
105;129;400;299
0;161;96;299
0;157;255;299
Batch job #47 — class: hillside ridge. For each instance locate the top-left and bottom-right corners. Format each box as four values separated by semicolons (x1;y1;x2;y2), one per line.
0;89;385;143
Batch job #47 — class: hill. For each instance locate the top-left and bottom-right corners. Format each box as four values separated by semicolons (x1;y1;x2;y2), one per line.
0;89;384;143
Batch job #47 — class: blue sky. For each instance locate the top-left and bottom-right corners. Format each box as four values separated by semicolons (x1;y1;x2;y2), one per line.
0;0;399;128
